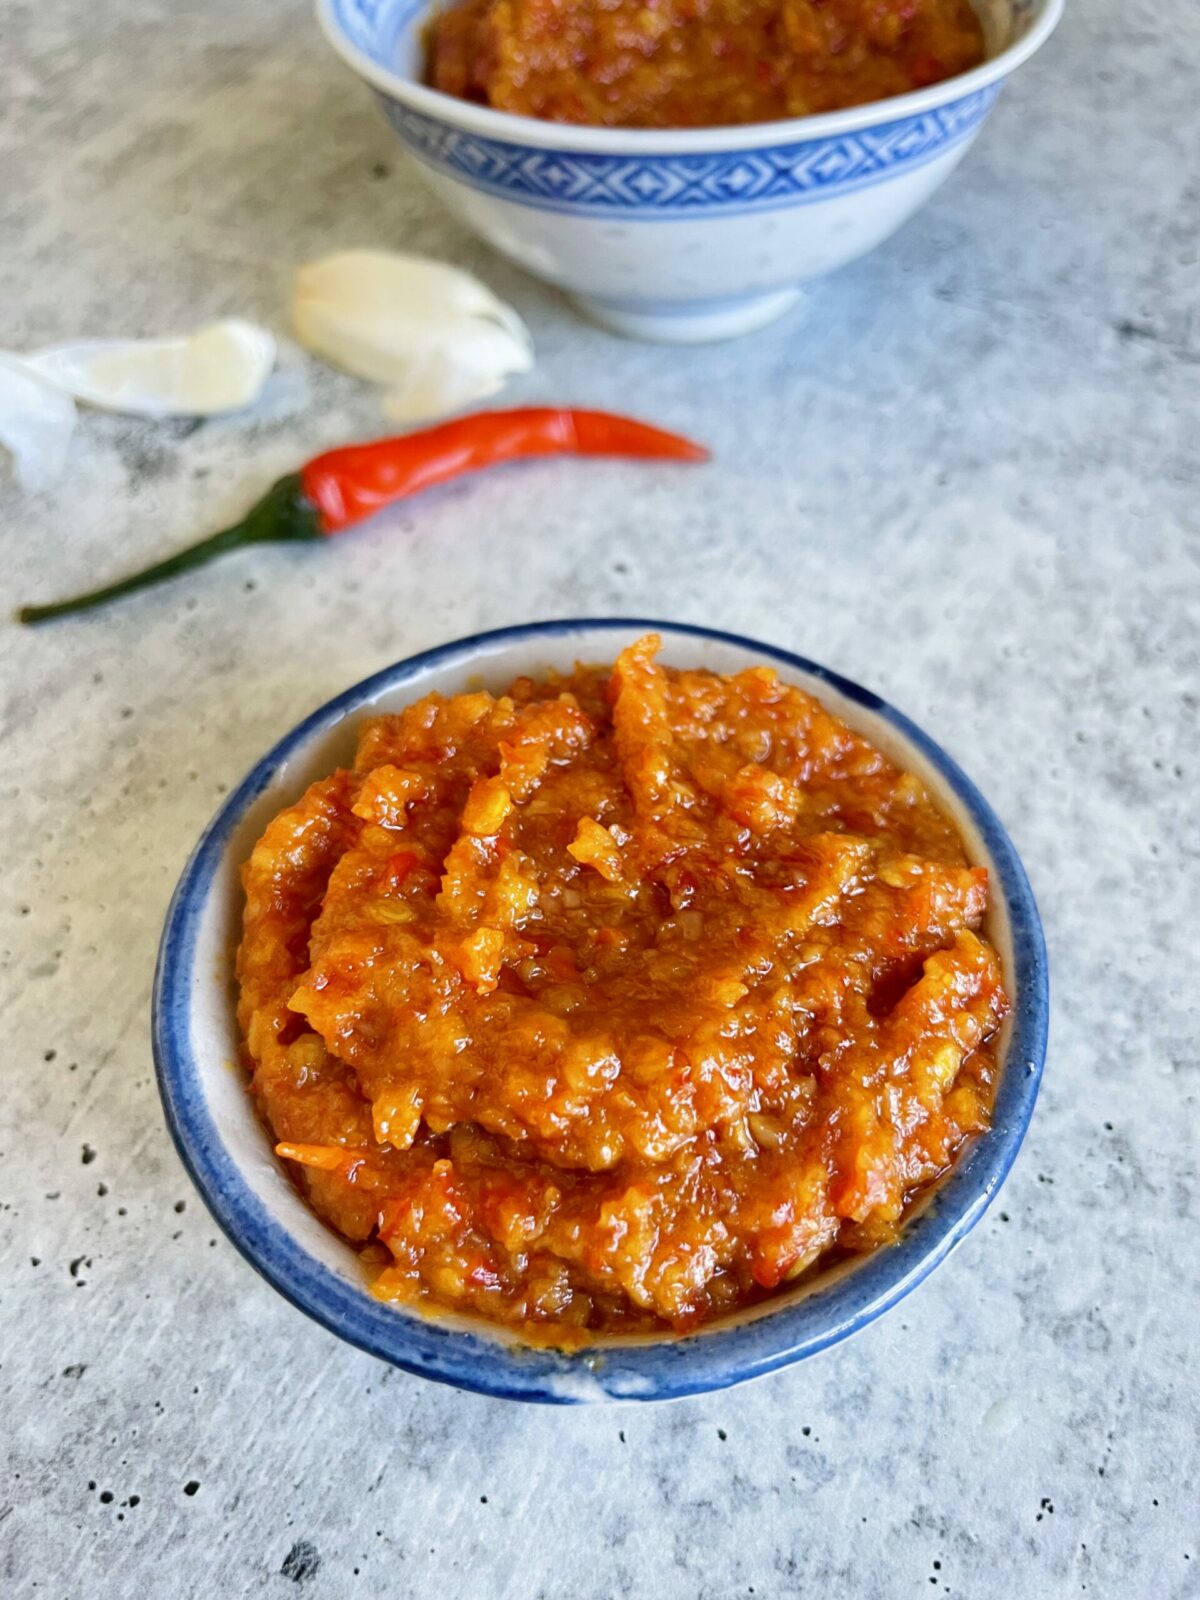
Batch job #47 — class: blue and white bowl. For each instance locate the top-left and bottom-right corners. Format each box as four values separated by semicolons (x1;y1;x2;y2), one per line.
317;0;1062;341
154;620;1048;1402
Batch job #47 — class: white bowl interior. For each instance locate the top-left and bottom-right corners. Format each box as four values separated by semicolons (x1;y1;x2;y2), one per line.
184;625;1017;1333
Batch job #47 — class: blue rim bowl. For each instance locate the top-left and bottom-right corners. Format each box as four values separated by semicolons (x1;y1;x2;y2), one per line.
153;619;1048;1402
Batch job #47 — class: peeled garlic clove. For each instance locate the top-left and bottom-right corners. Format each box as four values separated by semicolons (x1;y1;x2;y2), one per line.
26;319;276;417
0;353;77;491
293;250;532;421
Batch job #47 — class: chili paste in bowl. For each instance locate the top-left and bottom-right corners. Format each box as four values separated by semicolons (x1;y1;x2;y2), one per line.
155;621;1047;1400
427;0;988;130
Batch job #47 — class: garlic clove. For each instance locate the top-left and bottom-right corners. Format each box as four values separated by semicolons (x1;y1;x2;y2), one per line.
293;250;532;422
26;319;276;417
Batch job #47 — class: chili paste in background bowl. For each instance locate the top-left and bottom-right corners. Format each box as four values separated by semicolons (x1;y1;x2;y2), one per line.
154;621;1048;1401
427;0;988;130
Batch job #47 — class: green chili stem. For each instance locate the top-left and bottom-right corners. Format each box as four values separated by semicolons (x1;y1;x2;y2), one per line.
17;473;321;625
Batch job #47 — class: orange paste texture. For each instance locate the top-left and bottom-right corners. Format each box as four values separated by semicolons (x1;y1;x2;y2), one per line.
238;636;1006;1342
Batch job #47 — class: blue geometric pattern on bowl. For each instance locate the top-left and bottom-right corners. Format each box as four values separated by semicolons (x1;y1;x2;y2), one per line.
375;86;1000;217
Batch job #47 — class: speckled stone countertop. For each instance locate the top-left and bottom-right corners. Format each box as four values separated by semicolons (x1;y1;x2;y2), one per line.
2;0;1197;1594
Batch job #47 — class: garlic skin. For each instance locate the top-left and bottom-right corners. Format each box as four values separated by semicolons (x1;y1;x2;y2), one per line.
381;349;509;424
25;320;277;418
293;250;533;422
0;354;77;491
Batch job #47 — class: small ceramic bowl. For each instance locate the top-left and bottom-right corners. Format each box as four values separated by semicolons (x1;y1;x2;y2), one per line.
154;620;1048;1402
316;0;1062;342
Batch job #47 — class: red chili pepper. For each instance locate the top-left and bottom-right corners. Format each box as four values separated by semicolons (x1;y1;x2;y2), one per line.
303;408;707;533
17;408;708;624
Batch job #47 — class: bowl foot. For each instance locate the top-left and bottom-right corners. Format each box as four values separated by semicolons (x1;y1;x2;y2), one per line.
568;287;802;344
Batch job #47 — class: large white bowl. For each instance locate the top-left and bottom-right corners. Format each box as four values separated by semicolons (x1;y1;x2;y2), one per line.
317;0;1062;342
